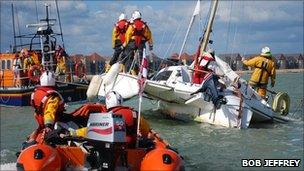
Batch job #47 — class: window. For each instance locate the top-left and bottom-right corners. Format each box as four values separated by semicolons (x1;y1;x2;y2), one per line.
6;60;11;70
153;70;172;81
1;60;5;70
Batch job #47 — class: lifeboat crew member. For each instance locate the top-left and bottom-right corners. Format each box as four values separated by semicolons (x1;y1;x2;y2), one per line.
55;46;67;75
27;71;65;143
107;13;129;73
120;10;153;75
242;46;276;98
13;53;22;87
68;91;151;147
21;48;35;86
192;49;227;109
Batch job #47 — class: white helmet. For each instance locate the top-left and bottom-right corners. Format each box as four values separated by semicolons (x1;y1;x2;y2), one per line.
133;10;141;20
261;46;271;57
118;13;126;21
40;71;56;86
105;91;123;109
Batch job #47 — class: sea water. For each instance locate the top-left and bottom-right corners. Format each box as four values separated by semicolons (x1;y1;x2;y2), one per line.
1;73;303;170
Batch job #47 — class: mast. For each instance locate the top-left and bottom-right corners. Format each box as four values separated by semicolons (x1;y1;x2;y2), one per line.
199;0;218;55
11;4;16;53
55;0;65;49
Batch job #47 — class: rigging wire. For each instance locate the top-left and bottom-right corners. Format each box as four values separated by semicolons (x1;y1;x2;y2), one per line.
35;0;39;23
55;0;65;49
242;1;254;56
225;0;233;53
163;17;183;59
15;5;22;50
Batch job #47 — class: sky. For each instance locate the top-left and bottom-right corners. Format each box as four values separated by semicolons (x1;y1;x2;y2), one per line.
0;0;303;58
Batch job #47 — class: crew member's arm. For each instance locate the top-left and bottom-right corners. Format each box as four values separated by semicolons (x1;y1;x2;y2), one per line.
270;61;276;87
123;25;132;47
242;57;258;68
144;26;153;47
44;96;61;129
112;27;118;48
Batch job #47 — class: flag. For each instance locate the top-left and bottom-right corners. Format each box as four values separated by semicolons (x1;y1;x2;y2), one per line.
138;48;148;94
193;0;200;16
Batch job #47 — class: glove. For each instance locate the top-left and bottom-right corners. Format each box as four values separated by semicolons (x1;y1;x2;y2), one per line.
271;81;275;88
149;45;153;51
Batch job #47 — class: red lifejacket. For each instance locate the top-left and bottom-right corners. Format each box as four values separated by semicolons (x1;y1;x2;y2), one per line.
192;54;215;84
132;19;146;47
75;62;86;78
109;106;137;144
115;19;129;44
30;86;65;127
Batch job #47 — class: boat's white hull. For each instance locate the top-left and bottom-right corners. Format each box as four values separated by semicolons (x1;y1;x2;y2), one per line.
98;73;139;99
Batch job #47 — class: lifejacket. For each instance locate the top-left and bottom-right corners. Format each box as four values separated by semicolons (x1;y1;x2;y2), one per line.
115;19;129;44
75;62;85;78
30;86;65;127
132;19;147;47
192;53;214;84
254;57;272;85
109;106;137;144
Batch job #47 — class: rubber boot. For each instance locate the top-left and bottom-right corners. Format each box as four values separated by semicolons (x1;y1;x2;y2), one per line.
119;64;126;73
105;63;111;73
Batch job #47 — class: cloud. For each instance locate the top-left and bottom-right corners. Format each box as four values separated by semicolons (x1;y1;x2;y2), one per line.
1;1;303;56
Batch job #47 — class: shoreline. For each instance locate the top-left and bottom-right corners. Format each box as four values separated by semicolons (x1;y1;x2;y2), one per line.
236;69;304;74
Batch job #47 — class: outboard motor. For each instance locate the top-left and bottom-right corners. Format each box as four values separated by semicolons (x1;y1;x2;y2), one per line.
86;112;127;170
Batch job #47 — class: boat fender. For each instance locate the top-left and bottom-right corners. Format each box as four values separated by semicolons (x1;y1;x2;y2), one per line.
141;148;183;171
103;63;120;86
28;65;42;84
86;75;103;101
272;92;290;116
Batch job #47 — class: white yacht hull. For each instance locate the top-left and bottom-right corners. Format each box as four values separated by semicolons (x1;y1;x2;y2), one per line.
97;73;139;99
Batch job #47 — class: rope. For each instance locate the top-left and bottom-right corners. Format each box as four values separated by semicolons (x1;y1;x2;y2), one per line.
289;98;304;117
225;0;233;53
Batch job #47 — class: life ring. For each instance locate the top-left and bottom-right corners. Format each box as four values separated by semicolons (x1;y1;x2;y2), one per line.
75;63;85;78
28;65;42;84
272;92;290;116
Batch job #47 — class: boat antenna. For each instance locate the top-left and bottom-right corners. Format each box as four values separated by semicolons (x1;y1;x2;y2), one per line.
35;0;39;22
15;6;23;50
11;4;17;53
55;0;65;49
178;0;201;63
199;0;218;55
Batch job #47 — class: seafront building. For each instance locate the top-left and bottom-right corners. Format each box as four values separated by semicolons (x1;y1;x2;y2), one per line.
60;52;304;75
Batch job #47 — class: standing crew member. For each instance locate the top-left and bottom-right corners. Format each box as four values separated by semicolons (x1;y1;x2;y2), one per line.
107;13;129;73
120;10;153;75
13;53;22;87
242;46;276;98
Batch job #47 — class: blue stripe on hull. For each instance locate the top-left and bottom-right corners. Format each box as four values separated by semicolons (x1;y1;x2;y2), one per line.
0;90;87;106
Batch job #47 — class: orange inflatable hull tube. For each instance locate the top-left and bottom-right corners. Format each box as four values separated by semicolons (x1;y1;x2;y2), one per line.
16;144;61;171
141;148;184;171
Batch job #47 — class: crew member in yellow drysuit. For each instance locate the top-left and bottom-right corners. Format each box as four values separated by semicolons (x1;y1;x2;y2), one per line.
242;47;276;98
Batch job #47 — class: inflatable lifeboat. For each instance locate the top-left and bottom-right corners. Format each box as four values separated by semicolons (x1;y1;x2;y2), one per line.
16;112;184;171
